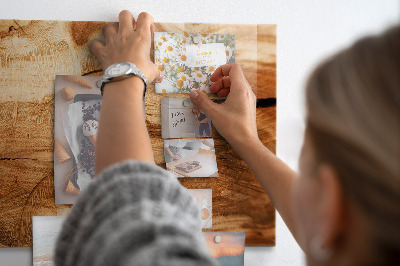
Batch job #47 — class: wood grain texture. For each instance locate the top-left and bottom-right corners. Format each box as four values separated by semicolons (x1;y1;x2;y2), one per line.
0;19;276;247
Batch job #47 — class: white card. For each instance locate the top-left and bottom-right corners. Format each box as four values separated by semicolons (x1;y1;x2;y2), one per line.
184;43;227;67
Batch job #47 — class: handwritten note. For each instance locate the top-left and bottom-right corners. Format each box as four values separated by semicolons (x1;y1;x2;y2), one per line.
171;111;186;128
184;43;227;67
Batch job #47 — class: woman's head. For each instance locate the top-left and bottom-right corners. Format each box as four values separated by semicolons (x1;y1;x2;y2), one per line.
294;25;400;265
192;107;201;115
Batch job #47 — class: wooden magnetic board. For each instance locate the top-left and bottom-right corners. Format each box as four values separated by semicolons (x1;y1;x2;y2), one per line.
0;19;276;247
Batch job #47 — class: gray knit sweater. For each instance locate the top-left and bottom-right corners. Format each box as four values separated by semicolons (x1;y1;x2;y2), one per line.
55;160;217;266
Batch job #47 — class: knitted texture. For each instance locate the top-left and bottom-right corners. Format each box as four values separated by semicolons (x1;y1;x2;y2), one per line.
54;160;216;266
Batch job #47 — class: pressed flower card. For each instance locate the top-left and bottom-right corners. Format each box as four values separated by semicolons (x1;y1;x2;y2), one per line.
154;32;235;93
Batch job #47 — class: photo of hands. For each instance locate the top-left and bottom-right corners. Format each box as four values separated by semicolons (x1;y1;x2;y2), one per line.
164;138;218;177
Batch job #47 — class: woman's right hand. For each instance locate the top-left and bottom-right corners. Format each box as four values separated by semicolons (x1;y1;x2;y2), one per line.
189;63;258;149
90;10;163;84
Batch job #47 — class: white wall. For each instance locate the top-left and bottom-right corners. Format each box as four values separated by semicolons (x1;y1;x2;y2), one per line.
0;1;398;265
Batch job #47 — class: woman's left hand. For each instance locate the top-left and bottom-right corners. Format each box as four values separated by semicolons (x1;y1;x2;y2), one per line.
90;10;163;83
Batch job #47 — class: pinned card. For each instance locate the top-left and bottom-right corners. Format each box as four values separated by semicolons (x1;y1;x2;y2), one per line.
53;75;102;205
204;232;245;266
189;189;212;229
161;97;212;139
154;32;235;93
164;138;218;177
33;216;65;266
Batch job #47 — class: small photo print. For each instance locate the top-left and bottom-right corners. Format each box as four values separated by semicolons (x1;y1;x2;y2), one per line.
161;98;212;139
154;32;235;94
204;232;245;266
189;189;212;229
164;138;218;177
33;216;65;266
53;75;102;204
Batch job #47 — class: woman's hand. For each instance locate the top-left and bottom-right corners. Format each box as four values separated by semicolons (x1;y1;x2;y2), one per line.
189;63;258;149
90;10;163;83
172;154;181;161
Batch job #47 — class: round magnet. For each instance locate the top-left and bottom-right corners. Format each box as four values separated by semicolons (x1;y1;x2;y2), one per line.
214;235;221;244
193;35;200;44
96;79;102;88
183;98;192;107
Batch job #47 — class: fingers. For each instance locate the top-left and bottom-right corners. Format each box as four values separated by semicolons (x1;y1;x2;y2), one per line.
136;12;154;38
217;88;230;97
210;63;251;97
189;90;217;118
118;10;135;35
210;63;243;83
209;76;231;93
89;39;105;60
151;63;164;83
104;23;118;44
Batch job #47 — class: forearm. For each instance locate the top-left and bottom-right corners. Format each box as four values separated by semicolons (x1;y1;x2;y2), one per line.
232;137;299;241
95;77;153;175
166;146;174;157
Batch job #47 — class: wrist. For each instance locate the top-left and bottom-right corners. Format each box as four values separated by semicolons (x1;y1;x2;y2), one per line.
102;76;145;98
229;132;262;154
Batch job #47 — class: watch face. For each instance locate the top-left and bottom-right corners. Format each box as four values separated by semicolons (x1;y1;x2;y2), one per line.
106;62;131;77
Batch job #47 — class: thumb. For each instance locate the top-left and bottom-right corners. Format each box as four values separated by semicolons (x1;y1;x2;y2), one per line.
189;90;216;116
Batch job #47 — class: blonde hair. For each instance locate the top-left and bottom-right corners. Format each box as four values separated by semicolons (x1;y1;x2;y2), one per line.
305;25;400;264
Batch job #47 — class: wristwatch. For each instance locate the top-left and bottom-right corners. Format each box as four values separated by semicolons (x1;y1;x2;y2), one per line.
96;62;148;97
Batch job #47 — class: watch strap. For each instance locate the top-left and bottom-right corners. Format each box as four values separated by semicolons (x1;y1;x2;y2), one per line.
98;62;148;98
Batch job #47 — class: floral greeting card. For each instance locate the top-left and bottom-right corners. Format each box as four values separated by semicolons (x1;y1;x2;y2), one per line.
154;32;235;93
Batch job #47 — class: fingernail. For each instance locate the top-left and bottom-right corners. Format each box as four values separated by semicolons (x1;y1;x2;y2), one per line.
155;71;164;83
190;90;199;100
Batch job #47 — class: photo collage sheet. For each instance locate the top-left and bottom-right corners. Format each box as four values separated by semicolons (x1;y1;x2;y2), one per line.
40;31;244;266
156;31;245;266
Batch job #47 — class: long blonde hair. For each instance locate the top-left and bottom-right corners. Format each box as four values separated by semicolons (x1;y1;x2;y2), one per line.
305;25;400;264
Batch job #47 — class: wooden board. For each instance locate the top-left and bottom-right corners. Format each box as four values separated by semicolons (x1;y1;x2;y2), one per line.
0;19;276;247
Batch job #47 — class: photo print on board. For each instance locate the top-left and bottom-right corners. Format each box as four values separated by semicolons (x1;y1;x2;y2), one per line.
154;32;235;93
161;97;212;139
189;189;212;229
53;75;102;204
164;138;218;177
204;232;245;266
33;216;65;266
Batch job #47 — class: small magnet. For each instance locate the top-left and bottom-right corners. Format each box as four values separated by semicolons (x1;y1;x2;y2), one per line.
193;35;200;44
96;80;102;88
214;235;221;244
183;98;192;107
